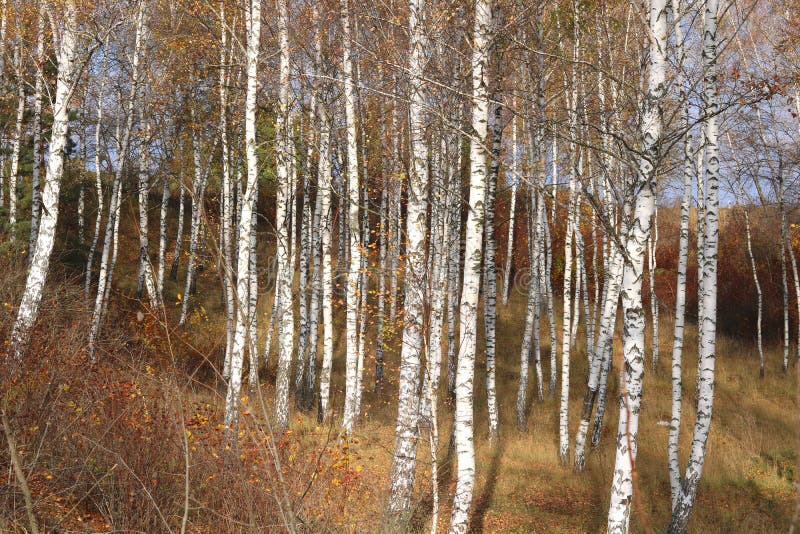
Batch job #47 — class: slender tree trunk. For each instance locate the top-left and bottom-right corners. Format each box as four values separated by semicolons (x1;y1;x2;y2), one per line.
8;0;78;362
85;62;107;297
779;174;790;373
375;127;389;389
388;101;403;324
157;175;169;296
136;114;160;308
607;0;666;529
668;0;719;528
446;136;463;402
247;186;260;390
354;151;369;418
516;174;541;430
743;205;764;377
8;45;24;245
558;137;577;465
340;0;363;435
295;98;316;402
784;192;800;368
387;0;429;513
649;208;659;370
302;5;324;410
502;114;519;306
224;0;261;431
273;0;295;432
483;101;501;441
170;175;186;280
29;4;45;255
449;1;491;530
317;107;335;423
544;186;557;396
219;0;236;376
669;19;693;494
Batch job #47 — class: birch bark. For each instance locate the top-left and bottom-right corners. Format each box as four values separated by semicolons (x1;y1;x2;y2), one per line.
668;0;720;528
224;0;261;431
273;0;295;432
9;0;79;362
29;3;45;254
607;0;666;529
340;0;363;435
448;1;491;530
387;0;428;512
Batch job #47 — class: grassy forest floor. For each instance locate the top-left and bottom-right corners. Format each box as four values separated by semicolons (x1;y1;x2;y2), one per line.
1;199;798;532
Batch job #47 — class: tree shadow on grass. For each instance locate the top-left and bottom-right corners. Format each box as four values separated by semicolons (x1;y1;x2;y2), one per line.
471;436;507;532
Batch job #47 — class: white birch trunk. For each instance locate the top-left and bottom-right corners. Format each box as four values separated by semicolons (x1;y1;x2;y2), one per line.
301;5;324;410
157;175;169;296
449;1;491;530
295;98;316;401
502;116;519;305
446;136;463;401
219;0;236;376
273;0;295;433
136;115;160;308
483;101;501;441
224;0;261;431
8;45;24;245
558;136;577;465
247;189;259;390
375;123;389;389
607;0;666;529
669;24;693;495
317;107;335;423
29;4;45;254
85;60;107;297
517;177;542;430
543;186;557;396
388;102;403;324
170;175;186;280
387;0;428;512
8;0;78;362
648;208;659;370
340;0;363;436
668;0;719;528
744;205;764;377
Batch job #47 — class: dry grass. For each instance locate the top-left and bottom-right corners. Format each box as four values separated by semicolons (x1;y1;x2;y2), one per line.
127;202;798;532
2;196;795;532
301;287;798;533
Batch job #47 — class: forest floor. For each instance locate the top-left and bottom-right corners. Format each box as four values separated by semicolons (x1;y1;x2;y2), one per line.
169;227;798;532
285;290;799;533
4;204;797;533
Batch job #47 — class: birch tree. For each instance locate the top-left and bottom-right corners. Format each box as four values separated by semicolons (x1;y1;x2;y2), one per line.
224;0;261;431
668;0;693;501
668;0;720;527
317;105;335;423
388;0;428;513
28;2;45;254
449;0;491;530
89;2;148;350
502;115;518;305
483;100;501;441
8;0;79;362
273;0;295;433
607;0;666;529
340;0;363;435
